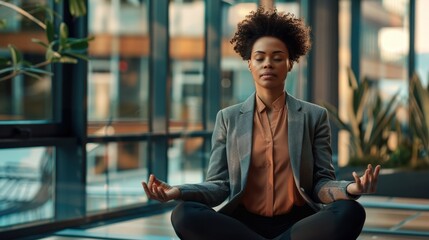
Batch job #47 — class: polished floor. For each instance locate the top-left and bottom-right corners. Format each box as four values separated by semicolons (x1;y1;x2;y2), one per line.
37;196;429;240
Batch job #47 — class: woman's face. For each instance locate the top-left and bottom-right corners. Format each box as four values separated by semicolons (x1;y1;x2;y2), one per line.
248;36;292;92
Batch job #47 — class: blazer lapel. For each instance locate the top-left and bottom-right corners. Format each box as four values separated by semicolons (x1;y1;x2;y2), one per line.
237;93;255;189
287;94;304;184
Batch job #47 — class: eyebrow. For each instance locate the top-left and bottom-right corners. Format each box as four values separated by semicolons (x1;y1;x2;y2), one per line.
253;50;287;54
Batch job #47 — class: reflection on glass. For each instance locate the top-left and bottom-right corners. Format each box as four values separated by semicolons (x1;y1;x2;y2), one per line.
338;0;410;167
168;137;205;185
275;1;305;99
169;0;205;132
221;2;257;108
0;0;52;121
86;141;148;213
87;0;150;136
0;147;54;227
416;0;429;86
361;0;409;87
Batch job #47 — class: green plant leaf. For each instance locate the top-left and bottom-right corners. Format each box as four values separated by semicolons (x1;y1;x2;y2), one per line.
323;102;351;131
31;38;49;48
0;67;15;75
67;38;90;50
8;45;21;67
59;22;68;49
46;19;54;43
63;51;89;61
22;71;44;80
46;44;61;62
24;67;53;75
59;56;78;64
0;19;6;28
365;91;399;150
69;0;86;17
347;67;358;89
0;57;10;66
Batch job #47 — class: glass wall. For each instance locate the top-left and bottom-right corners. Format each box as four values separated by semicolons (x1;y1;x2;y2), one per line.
0;147;54;227
338;0;411;167
220;1;257;108
86;142;148;212
87;0;150;136
0;0;52;121
3;0;429;236
85;0;151;214
416;0;429;86
169;0;205;133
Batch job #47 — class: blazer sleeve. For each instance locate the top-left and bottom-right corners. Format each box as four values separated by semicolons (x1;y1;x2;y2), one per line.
176;110;230;207
312;108;359;203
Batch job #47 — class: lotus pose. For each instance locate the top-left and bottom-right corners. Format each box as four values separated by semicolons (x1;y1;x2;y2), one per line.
142;7;380;240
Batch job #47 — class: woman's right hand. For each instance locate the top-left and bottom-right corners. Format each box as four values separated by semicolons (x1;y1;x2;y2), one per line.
142;174;180;202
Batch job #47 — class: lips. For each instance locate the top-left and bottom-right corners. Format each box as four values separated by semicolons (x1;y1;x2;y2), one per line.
260;72;276;78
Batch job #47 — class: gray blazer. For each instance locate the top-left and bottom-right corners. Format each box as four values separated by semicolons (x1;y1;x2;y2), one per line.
177;92;355;214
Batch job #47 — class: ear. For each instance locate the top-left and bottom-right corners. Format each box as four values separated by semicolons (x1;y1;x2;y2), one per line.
288;60;294;72
247;60;251;70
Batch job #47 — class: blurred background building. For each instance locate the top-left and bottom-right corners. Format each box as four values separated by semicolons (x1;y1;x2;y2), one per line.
0;0;428;239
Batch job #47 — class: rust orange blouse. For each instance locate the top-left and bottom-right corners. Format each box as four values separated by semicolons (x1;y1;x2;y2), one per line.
241;92;305;216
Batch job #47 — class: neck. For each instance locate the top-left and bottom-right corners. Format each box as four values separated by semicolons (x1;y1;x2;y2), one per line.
256;89;284;107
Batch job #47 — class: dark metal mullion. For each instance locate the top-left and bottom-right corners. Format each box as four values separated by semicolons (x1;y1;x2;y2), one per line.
54;0;88;221
0;123;65;138
0;138;75;149
204;0;221;131
86;131;213;143
203;0;222;178
149;0;169;182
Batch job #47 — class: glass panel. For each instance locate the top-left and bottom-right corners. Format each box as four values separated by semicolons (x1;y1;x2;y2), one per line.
0;147;54;228
168;137;205;185
360;0;409;167
0;0;53;121
361;0;409;92
169;0;205;132
87;0;150;136
416;0;429;86
221;2;257;108
338;0;410;167
275;1;307;100
86;141;148;213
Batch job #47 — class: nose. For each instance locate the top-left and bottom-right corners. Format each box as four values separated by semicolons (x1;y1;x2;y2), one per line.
263;58;273;68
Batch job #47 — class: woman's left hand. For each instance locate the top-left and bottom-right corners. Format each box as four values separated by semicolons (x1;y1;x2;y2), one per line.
347;164;381;195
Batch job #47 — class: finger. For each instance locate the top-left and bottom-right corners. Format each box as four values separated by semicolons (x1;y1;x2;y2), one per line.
158;186;168;201
363;169;370;192
153;186;166;202
367;164;373;176
373;165;381;178
142;182;153;199
352;171;362;191
160;187;168;200
148;174;155;190
370;165;381;192
153;176;166;188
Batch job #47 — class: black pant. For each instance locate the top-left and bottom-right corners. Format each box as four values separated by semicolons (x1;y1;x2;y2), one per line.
171;200;365;240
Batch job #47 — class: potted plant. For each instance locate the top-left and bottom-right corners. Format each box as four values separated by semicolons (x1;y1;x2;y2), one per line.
0;0;92;82
323;67;400;168
324;68;429;198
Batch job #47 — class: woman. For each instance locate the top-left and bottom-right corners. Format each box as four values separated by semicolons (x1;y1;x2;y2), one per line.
142;7;380;240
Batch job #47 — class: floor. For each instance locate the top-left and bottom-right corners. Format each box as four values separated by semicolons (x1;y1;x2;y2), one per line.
35;196;429;240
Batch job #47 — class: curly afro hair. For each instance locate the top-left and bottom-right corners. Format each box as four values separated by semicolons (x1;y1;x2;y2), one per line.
230;7;311;62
